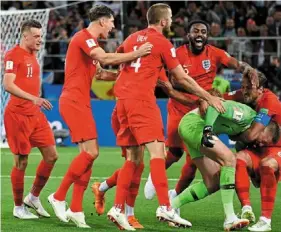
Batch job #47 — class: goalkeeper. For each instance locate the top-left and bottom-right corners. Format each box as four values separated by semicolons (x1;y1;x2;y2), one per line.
171;93;280;231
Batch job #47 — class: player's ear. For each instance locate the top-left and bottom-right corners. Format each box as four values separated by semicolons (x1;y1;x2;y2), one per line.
99;17;105;27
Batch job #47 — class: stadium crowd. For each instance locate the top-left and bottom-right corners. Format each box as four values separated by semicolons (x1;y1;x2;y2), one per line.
2;1;281;94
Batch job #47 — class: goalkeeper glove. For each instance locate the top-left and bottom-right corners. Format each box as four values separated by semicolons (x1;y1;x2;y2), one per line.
201;126;218;148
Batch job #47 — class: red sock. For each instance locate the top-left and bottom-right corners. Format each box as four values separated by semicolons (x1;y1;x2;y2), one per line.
151;158;170;207
126;162;144;207
11;167;25;206
70;168;92;212
114;161;136;210
106;169;120;188
175;155;196;194
260;166;277;219
54;151;94;201
235;159;251;206
165;150;182;169
31;160;54;197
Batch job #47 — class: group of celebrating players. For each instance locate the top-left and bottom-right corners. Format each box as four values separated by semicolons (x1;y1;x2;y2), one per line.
3;3;281;232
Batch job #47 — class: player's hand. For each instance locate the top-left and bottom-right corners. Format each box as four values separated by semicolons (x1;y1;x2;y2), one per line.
206;95;225;113
33;97;53;110
201;126;218;148
137;42;153;57
198;99;208;116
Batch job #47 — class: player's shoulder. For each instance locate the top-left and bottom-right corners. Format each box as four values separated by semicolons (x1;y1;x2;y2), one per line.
4;45;21;59
206;45;230;57
176;44;187;53
261;89;280;103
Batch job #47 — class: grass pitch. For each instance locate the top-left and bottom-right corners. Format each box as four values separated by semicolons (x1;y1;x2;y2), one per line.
1;147;281;232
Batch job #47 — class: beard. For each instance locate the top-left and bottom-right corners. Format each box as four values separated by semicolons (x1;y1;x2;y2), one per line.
189;38;207;55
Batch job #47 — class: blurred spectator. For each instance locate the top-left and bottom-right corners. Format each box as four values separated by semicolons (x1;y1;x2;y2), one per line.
268;7;281;36
246;19;259;36
209;23;227;50
223;18;237;37
254;24;277;67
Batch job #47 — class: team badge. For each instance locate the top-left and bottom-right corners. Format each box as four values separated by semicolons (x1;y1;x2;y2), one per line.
202;60;211;70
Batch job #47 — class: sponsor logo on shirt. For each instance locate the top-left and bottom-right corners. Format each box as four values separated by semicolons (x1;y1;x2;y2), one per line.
233;107;243;121
202;59;211;70
170;48;176;58
86;39;96;48
5;61;13;70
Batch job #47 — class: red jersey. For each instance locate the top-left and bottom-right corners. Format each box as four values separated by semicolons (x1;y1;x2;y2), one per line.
114;28;179;102
170;44;231;113
61;29;99;105
226;89;281;146
4;45;40;115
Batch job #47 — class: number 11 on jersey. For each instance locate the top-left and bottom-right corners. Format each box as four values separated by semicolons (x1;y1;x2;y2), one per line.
130;46;141;73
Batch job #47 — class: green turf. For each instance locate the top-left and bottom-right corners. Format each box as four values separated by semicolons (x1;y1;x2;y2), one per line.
1;147;281;232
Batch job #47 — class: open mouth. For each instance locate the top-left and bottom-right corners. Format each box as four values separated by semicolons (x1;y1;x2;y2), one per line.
195;38;203;47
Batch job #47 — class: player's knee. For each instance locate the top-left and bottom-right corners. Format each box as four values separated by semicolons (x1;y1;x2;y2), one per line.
85;149;99;159
169;147;184;158
260;157;278;171
221;153;236;167
45;152;58;164
236;151;250;163
15;156;28;170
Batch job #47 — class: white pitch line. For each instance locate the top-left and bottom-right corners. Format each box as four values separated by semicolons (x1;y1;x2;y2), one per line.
0;175;200;182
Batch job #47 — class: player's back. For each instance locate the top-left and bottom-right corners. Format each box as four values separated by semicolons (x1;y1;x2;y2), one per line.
61;29;98;104
4;45;40;115
114;28;179;102
213;100;257;135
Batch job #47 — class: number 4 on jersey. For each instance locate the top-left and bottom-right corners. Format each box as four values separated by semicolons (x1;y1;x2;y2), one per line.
130;46;141;73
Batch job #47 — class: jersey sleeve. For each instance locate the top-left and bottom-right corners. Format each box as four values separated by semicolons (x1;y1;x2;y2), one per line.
253;108;271;126
160;39;180;70
213;47;232;66
78;34;99;57
4;52;19;75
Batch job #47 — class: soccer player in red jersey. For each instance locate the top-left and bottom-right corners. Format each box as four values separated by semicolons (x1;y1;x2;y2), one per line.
3;20;57;219
225;70;281;231
47;5;152;228
92;69;168;229
144;20;253;201
106;4;225;230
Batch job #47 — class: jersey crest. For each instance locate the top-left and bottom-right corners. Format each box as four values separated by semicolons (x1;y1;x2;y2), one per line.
202;60;211;70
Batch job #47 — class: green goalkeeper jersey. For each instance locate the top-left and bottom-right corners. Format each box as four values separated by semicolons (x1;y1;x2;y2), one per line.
204;100;257;135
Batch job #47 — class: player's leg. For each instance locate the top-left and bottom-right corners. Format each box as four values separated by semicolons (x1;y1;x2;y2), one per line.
145;141;191;228
200;141;250;230
125;147;145;228
144;105;184;200
249;148;281;232
4;109;38;219
173;150;197;196
171;155;220;209
108;146;143;231
48;98;98;226
235;150;258;223
24;112;57;217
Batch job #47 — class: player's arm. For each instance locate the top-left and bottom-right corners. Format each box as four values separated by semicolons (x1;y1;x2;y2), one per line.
90;42;152;66
3;73;52;110
95;63;118;81
170;66;225;113
157;79;197;106
238;109;271;143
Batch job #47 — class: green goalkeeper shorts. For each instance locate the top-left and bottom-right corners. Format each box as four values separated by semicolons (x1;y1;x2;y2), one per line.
178;113;204;160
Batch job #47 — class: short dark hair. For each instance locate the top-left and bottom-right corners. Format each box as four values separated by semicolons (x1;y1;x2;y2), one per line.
186;20;210;33
147;3;171;25
267;120;280;144
21;19;42;34
88;5;114;22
